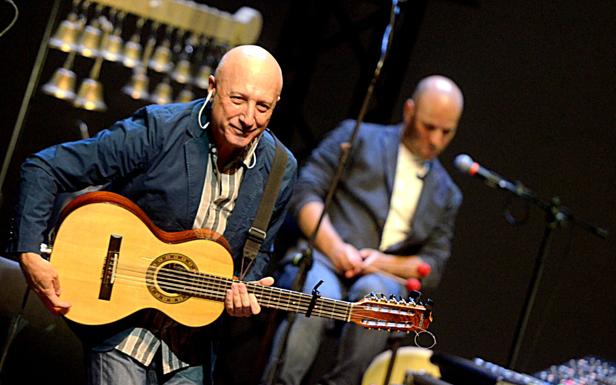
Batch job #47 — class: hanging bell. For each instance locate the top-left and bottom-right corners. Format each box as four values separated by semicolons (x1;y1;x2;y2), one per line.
42;67;77;101
149;42;173;73
102;11;125;62
122;67;150;100
42;50;78;101
171;58;192;84
150;78;173;105
122;36;142;68
102;32;123;62
48;14;83;52
194;64;212;89
75;22;102;58
176;86;195;103
73;78;107;112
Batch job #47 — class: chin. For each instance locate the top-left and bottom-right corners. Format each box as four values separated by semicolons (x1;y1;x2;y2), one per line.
227;134;253;149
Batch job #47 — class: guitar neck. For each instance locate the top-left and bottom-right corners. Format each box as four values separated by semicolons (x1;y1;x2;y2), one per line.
174;271;352;322
247;282;353;322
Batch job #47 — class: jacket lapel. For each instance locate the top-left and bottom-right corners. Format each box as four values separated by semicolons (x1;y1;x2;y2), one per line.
411;160;437;237
183;101;211;229
381;125;402;196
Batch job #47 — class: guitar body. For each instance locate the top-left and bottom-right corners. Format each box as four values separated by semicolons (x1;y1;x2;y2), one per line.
50;192;233;327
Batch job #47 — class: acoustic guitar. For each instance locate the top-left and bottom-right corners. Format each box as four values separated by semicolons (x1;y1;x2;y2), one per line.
47;191;432;333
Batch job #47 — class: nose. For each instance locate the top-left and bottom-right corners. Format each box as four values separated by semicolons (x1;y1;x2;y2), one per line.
239;102;256;127
428;130;443;148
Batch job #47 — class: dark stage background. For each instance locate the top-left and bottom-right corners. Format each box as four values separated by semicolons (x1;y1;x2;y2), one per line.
0;0;614;384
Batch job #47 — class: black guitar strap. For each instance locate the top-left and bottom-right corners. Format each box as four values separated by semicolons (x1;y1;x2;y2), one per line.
240;136;288;280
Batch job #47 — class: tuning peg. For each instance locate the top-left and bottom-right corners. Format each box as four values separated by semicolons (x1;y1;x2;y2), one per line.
400;297;407;304
379;293;387;301
409;290;421;301
388;294;399;303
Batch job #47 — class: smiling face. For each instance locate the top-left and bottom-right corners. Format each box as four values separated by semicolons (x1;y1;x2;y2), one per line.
207;46;283;162
402;76;463;160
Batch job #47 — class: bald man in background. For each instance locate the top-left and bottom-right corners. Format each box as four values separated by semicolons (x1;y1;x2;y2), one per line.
10;45;297;385
263;76;464;385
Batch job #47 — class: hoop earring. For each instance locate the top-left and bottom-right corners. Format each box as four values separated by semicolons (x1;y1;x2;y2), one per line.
198;90;213;129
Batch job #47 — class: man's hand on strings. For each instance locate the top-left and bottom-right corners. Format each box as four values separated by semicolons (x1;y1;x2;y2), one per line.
225;276;274;317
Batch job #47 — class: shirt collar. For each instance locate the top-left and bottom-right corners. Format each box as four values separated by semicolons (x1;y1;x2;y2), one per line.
208;135;260;171
412;153;431;179
398;124;431;179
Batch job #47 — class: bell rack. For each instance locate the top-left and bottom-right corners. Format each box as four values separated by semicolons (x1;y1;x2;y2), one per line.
89;0;262;46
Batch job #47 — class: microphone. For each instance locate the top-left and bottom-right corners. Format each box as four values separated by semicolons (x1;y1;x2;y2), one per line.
453;154;518;193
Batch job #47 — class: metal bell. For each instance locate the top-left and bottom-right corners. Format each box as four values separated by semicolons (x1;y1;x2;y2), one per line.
150;78;173;105
122;36;142;68
102;32;123;62
75;22;102;58
42;68;77;101
102;12;125;62
171;58;192;84
149;41;173;73
175;87;195;103
73;78;107;111
122;67;150;100
42;51;78;100
194;64;212;89
48;14;83;52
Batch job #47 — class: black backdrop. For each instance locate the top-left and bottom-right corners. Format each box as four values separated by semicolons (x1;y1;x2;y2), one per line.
0;0;614;382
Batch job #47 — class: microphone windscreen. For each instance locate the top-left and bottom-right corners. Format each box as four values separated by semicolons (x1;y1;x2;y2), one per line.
453;154;473;173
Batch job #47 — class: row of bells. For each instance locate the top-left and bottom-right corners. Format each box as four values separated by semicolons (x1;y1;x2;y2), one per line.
43;11;223;112
42;56;211;112
49;5;217;86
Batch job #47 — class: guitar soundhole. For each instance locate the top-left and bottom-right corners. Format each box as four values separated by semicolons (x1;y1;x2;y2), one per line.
159;263;188;294
146;253;197;304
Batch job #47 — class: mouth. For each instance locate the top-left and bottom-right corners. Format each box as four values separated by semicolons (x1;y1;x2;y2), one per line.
231;124;258;136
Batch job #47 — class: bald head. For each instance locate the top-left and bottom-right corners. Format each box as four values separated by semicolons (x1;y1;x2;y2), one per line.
402;75;463;160
214;45;283;99
412;75;463;112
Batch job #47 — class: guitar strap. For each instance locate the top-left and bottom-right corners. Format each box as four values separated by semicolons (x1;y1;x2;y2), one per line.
240;135;288;280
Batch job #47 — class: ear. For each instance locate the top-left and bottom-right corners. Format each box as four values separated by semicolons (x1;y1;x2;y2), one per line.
402;99;415;125
207;75;216;96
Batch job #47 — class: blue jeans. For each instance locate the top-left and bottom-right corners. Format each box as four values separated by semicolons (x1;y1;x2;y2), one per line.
86;348;203;385
263;251;406;385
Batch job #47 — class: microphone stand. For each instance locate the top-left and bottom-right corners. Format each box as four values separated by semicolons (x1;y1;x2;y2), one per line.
265;2;403;384
503;184;608;370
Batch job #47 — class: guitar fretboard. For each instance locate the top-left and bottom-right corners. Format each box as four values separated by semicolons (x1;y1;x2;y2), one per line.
153;267;353;322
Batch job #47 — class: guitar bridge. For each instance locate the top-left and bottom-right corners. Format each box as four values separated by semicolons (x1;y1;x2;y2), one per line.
99;234;122;300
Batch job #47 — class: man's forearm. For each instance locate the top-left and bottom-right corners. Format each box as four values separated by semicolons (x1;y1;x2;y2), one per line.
297;201;345;259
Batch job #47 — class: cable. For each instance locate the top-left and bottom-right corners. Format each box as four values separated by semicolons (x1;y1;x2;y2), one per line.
0;0;19;38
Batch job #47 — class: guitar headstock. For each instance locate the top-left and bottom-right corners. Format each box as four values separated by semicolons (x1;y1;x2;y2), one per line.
349;292;433;333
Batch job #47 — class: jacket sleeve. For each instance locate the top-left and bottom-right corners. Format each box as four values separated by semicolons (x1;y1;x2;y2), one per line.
8;107;163;255
290;120;355;217
416;185;462;291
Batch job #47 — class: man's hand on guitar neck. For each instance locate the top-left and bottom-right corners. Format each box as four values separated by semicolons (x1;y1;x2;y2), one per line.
19;252;71;314
225;277;274;317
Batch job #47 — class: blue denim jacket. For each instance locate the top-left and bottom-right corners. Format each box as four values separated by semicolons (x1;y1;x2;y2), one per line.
9;99;297;282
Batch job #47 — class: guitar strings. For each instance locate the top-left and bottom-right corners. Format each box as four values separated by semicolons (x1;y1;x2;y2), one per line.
108;274;426;331
105;263;428;329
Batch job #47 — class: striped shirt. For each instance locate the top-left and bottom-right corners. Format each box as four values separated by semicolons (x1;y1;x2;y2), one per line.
115;134;259;374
